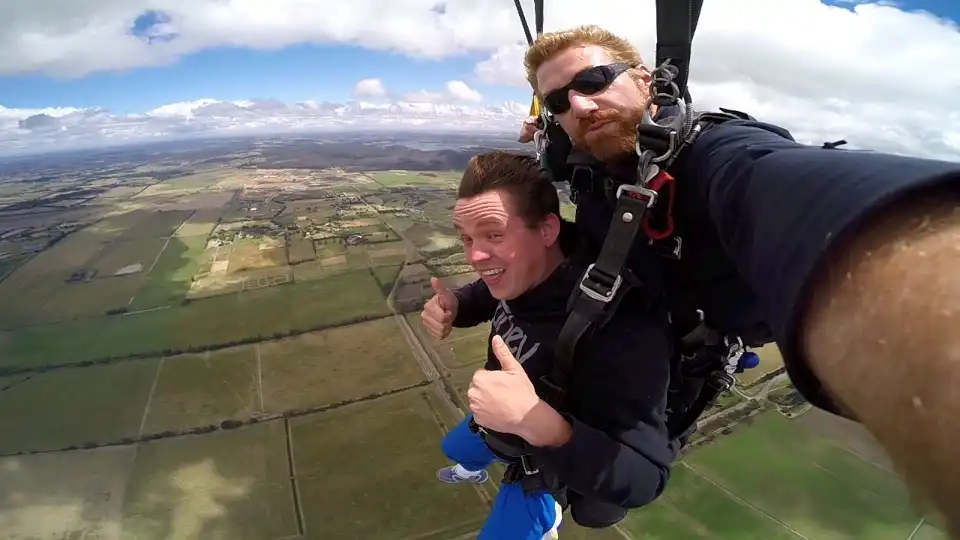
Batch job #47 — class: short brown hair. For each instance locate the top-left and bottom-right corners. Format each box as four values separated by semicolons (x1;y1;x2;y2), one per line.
524;25;645;96
458;150;559;229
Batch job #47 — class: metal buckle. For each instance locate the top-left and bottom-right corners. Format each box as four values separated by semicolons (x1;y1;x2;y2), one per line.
616;183;658;208
578;263;622;303
709;370;736;393
521;455;540;475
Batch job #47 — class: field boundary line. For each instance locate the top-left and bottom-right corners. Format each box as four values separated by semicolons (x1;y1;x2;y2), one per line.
138;356;164;436
284;417;307;537
256;342;264;413
2;380;431;457
397;518;486;540
682;462;811;540
905;518;925;540
819;436;897;476
613;524;638;540
809;461;910;512
0;312;396;377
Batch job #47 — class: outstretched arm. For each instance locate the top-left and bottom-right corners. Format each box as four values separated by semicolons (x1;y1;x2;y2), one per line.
685;120;960;531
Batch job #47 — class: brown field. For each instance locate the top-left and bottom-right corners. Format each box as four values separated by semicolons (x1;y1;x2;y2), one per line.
242;267;292;291
339;218;380;227
404;222;460;253
737;342;786;386
228;237;286;272
97;185;146;200
291;389;489;540
287;235;316;264
315;240;346;258
0;445;137;540
141;346;259;434
121;420;298;540
440;270;480;290
259;317;425;413
395;263;433;303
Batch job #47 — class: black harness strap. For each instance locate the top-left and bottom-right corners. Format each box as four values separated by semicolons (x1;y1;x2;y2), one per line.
513;0;535;46
543;178;660;409
654;0;703;102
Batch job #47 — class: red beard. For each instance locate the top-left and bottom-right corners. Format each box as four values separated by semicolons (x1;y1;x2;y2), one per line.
570;107;643;162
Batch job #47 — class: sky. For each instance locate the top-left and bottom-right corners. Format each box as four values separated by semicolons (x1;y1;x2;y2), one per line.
0;0;958;159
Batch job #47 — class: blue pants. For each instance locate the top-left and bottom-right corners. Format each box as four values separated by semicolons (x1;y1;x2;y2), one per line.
442;415;562;540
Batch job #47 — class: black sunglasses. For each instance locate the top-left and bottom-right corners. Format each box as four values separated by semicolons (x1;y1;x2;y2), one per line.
541;62;634;115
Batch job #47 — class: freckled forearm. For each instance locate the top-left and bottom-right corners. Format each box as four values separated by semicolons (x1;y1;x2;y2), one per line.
802;191;960;532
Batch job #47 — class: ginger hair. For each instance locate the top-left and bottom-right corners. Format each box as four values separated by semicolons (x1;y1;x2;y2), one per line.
523;25;646;96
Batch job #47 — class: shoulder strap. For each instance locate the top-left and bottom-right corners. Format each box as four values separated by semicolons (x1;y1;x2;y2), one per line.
543;177;662;409
654;0;704;103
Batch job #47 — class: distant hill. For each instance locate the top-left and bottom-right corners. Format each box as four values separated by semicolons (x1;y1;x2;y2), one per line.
251;141;534;171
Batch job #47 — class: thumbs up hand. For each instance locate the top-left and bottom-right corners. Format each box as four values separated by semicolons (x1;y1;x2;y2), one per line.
421;277;458;340
467;335;540;436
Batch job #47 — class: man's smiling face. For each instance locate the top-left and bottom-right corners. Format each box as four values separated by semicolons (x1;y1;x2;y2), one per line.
452;188;556;301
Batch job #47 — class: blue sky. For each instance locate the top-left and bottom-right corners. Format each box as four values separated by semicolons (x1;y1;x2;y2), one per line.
0;0;955;114
0;45;525;114
0;0;958;162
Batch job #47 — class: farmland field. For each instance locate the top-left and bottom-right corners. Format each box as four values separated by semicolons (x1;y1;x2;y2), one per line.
0;268;391;370
121;420;299;540
291;388;489;540
141;346;259;434
259;316;425;412
3;138;945;540
0;445;137;539
0;360;160;453
621;411;941;540
369;170;460;188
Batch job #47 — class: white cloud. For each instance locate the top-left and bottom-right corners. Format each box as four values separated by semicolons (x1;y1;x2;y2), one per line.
399;80;483;104
0;0;958;159
353;78;388;100
445;81;483;103
0;97;530;157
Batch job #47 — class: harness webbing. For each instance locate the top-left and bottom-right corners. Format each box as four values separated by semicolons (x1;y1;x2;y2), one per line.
654;0;703;102
542;0;705;416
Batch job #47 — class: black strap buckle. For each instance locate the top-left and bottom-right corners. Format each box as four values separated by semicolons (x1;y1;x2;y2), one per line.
708;370;735;394
616;183;658;208
578;263;622;303
521;455;540;475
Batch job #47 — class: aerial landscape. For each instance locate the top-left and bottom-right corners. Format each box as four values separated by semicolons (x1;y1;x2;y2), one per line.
0;132;947;540
1;0;958;538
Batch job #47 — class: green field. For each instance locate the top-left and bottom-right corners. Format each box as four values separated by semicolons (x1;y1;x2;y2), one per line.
0;360;159;453
129;233;210;309
121;420;299;540
372;263;403;294
291;388;489;539
259;316;425;413
141;346;259;434
369;170;460;188
0;269;391;370
621;412;939;540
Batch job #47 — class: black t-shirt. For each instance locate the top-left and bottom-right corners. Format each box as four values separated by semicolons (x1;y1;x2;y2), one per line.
457;260;677;509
